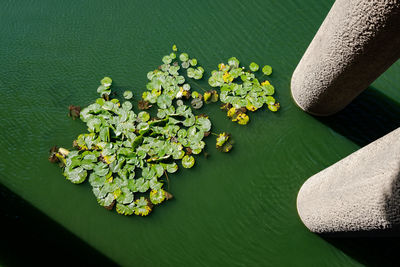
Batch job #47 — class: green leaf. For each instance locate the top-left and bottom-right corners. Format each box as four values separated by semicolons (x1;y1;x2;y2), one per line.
182;155;195;168
116;203;135;215
179;53;189;62
94;162;110;176
64;166;87;184
249;62;259;72
227;57;240;68
116;187;134;204
138;111;150;122
123;90;133;100
150;189;166;204
262;65;272;75
263;84;275;95
157;94;172;109
101;77;112;86
165;162;178;173
136;178;150;193
121;101;132;111
150;178;163;190
89;173;106;188
162;55;172;64
97;193;114;207
190;58;198;66
191;98;203;109
196;117;211;132
134;197;151;216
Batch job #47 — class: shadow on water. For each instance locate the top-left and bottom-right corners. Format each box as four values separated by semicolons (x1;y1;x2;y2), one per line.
317;87;400;147
0;184;119;267
322;231;400;267
313;87;400;267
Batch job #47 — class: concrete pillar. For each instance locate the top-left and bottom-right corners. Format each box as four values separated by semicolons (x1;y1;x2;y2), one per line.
291;0;400;116
297;127;400;233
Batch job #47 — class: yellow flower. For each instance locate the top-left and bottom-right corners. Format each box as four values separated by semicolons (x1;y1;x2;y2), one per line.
261;80;270;86
218;63;225;71
222;72;233;83
204;91;212;102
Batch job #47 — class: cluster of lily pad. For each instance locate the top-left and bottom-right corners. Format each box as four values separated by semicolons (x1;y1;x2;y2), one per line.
50;45;281;217
50;46;224;216
208;57;279;125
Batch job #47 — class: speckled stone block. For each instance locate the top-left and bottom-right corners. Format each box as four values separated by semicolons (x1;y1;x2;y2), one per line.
297;127;400;233
291;0;400;116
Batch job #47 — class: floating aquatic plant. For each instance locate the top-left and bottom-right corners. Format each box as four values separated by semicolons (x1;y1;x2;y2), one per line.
208;57;280;125
51;45;233;216
51;45;283;217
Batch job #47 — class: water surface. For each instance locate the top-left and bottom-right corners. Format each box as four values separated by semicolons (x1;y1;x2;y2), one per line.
1;0;400;266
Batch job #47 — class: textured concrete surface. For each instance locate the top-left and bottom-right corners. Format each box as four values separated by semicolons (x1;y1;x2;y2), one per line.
297;127;400;233
291;0;400;116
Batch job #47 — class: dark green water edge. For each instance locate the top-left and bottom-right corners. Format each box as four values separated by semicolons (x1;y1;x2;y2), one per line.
0;184;118;267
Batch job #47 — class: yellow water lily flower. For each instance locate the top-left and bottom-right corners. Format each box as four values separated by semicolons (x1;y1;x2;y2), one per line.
261;80;270;86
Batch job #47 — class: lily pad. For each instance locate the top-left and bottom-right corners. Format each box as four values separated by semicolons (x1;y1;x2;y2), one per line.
249;62;259;72
116;203;135;215
150;189;166;204
182;155;195;168
191;98;203;109
123;90;133;100
262;65;272;75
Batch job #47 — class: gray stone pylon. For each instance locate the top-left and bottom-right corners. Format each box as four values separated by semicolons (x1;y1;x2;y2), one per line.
297;127;400;233
291;0;400;116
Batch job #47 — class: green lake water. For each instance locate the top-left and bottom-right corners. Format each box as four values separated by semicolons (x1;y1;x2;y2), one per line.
1;0;400;266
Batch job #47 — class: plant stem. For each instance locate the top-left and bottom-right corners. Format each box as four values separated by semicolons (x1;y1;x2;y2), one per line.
164;170;170;191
